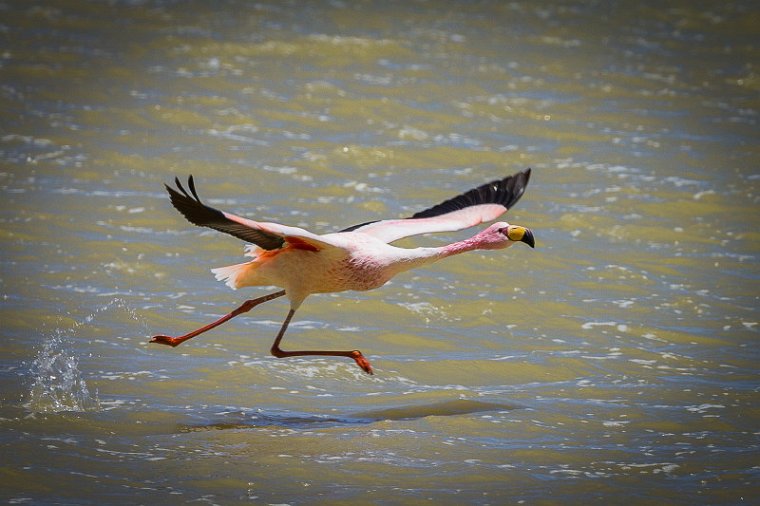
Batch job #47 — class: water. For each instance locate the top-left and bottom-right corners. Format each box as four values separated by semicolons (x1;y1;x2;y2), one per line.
1;0;758;504
25;313;102;414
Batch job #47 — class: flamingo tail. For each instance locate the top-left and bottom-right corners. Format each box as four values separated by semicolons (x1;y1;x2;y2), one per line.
211;262;253;290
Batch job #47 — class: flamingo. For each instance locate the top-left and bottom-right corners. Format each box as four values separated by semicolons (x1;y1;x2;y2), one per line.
151;169;535;374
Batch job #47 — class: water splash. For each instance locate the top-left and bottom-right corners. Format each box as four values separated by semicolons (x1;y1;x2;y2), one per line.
24;299;144;413
25;332;100;413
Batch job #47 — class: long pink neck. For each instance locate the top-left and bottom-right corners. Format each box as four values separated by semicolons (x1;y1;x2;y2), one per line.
439;235;484;257
392;235;488;273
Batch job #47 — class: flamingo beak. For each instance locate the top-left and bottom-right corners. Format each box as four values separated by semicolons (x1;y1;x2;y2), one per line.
507;226;535;248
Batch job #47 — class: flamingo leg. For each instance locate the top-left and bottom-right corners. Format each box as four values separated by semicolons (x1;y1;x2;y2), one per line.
270;309;374;375
150;290;286;347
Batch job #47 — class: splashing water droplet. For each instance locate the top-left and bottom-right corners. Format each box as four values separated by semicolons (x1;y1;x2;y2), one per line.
24;298;144;413
25;332;100;413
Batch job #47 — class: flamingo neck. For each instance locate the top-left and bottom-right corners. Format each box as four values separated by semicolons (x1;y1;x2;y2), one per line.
439;235;484;257
397;235;485;269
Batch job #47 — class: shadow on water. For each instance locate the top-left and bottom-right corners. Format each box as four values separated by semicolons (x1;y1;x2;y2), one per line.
178;399;519;432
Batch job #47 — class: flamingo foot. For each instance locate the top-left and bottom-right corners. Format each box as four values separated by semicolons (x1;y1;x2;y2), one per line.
351;350;374;375
150;335;183;347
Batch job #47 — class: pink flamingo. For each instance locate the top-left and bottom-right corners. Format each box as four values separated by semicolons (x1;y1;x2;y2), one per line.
151;169;535;374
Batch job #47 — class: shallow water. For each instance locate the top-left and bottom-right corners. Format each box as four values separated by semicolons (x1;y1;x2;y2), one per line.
1;0;758;504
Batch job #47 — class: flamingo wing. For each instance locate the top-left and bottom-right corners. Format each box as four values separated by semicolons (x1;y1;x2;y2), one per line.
166;176;334;251
341;168;531;243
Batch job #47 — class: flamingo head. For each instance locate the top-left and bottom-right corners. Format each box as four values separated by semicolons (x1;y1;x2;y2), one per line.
476;222;535;250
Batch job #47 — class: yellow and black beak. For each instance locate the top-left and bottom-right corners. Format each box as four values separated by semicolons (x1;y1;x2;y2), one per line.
507;226;535;248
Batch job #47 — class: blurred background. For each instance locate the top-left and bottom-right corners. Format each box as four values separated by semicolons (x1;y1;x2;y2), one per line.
1;0;758;503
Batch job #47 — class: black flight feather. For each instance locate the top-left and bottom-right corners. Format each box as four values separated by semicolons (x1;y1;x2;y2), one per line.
410;168;531;219
165;176;286;250
340;168;531;232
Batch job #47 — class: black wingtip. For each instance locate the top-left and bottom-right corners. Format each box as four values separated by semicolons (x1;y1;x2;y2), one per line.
167;175;202;203
508;168;531;207
165;175;215;226
187;175;201;202
410;168;532;220
163;175;287;250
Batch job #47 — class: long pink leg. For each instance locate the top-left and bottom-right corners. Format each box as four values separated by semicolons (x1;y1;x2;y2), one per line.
150;290;286;347
269;308;374;375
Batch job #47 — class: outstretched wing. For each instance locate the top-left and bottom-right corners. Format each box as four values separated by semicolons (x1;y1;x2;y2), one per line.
341;168;531;243
165;176;332;251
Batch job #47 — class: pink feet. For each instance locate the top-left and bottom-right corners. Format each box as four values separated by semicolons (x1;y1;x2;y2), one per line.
351;350;374;375
150;335;183;347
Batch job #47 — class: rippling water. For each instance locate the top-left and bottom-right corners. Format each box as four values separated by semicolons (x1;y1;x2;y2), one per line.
1;1;758;504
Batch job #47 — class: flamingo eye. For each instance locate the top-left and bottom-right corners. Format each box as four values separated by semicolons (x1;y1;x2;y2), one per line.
498;227;509;235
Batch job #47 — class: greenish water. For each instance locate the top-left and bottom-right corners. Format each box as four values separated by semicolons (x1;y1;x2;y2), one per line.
1;1;758;504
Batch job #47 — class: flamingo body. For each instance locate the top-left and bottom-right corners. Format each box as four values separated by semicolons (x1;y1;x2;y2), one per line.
152;170;535;374
213;229;431;303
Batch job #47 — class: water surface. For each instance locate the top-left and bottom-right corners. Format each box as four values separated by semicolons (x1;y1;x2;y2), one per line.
1;1;758;504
